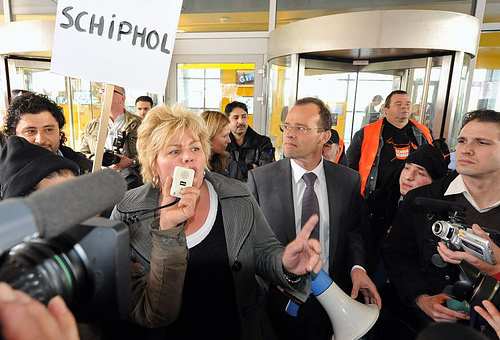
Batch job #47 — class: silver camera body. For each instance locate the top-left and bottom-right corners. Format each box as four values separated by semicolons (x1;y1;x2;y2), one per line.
432;221;497;265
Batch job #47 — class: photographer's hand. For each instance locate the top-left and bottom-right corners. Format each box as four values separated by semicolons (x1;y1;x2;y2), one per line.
110;154;134;172
474;300;500;339
159;176;201;230
0;283;79;340
415;293;470;322
437;224;500;276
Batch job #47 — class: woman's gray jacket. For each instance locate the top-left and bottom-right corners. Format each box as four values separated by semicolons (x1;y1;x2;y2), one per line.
111;172;312;339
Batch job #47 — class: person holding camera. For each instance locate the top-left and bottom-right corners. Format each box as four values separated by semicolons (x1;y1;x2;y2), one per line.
384;109;500;337
80;85;143;189
110;104;323;339
0;282;79;340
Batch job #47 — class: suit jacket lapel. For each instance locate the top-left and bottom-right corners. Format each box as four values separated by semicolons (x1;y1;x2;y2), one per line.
325;160;341;271
272;159;297;244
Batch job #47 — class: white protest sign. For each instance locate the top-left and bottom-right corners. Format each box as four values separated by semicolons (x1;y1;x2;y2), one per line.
51;0;182;94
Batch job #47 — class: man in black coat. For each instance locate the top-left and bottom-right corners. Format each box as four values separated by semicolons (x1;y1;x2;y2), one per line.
3;92;92;175
225;101;275;181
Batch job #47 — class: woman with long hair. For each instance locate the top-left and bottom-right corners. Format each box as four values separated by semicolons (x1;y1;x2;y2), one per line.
200;110;231;176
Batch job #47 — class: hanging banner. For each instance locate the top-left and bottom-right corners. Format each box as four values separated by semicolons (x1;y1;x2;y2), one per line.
51;0;183;94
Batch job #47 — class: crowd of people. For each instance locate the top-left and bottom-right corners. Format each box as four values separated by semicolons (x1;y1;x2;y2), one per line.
1;87;500;340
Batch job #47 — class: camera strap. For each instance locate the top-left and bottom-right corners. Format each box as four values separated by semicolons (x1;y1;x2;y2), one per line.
124;197;180;225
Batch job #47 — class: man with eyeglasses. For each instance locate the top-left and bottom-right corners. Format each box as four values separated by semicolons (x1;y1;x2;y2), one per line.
347;90;434;197
247;97;380;340
80;85;143;189
224;101;275;182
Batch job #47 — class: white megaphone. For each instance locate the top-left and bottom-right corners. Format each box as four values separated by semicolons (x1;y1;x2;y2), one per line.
286;269;379;340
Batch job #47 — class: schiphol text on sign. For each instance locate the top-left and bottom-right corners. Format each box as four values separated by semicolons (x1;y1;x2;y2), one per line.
60;6;171;54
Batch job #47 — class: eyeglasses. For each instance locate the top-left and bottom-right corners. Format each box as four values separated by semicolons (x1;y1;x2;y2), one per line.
99;89;124;96
278;124;324;134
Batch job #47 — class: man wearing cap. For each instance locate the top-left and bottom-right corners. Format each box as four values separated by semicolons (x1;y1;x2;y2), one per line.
0;136;79;199
347;90;433;197
369;139;451;262
383;109;500;336
322;129;346;165
3;92;92;176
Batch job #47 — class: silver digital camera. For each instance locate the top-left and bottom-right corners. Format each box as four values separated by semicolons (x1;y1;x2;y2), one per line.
432;221;497;265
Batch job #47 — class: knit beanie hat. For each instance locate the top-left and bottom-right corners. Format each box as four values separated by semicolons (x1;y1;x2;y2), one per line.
0;136;79;198
405;138;451;180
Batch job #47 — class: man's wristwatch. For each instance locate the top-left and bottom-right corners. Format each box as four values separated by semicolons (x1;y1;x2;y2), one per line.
283;265;304;284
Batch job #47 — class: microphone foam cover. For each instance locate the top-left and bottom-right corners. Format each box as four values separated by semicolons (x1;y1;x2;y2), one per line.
24;169;127;239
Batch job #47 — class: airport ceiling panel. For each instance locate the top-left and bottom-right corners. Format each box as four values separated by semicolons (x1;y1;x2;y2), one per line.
10;0;56;15
277;0;469;10
181;0;269;13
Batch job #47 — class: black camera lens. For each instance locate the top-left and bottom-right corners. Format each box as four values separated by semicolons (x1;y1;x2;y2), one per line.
102;150;120;167
0;236;89;307
452;260;500;308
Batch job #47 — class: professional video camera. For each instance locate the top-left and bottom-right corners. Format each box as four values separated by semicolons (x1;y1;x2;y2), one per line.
414;197;497;266
0;170;131;322
448;259;500;310
102;131;126;166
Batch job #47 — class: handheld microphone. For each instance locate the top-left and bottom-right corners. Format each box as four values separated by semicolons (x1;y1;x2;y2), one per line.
0;169;127;254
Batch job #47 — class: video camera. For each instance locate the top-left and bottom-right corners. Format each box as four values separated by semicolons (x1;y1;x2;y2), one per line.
448;259;500;310
413;197;497;266
432;220;496;266
102;131;126;166
0;170;131;322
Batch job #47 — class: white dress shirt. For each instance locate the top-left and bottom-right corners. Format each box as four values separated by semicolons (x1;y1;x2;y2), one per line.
105;113;126;151
445;174;500;213
290;160;330;271
290;159;366;275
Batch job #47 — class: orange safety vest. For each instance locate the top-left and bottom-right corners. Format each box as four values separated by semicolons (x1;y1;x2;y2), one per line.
358;119;433;196
334;137;345;164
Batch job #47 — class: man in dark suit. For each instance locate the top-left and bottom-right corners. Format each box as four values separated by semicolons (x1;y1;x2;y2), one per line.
247;97;381;339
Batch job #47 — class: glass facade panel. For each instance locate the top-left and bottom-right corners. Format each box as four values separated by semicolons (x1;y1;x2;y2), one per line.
298;69;358;144
176;63;255;118
267;56;291;159
485;0;500;23
468;69;500;112
6;60;159;150
449;54;472;149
